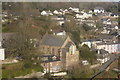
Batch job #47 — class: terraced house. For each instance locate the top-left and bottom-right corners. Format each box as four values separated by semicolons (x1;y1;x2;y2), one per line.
39;32;79;73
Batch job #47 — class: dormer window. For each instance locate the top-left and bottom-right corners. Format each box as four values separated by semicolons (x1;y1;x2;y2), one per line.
52;56;57;60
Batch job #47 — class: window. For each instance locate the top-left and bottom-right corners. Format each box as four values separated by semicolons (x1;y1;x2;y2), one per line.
47;48;49;53
58;49;60;53
52;48;54;54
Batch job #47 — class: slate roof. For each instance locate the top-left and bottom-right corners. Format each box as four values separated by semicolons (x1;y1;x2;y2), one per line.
99;49;109;54
81;39;101;42
96;41;119;45
96;34;115;40
41;34;68;47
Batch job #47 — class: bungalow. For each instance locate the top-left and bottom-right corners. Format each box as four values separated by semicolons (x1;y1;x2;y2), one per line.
71;8;79;13
110;13;118;18
53;30;66;36
89;10;93;13
40;33;79;73
94;7;104;13
61;9;69;15
53;10;60;15
75;13;92;19
41;11;48;16
96;49;110;64
69;7;80;13
41;10;53;16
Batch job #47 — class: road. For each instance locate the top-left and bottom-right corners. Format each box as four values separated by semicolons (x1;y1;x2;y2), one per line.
90;53;120;80
99;54;117;71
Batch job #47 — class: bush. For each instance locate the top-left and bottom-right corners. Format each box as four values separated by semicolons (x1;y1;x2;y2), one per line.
79;44;96;64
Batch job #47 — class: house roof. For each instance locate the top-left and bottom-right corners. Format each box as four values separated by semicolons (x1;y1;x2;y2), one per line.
41;34;68;47
99;49;109;54
81;39;101;42
96;41;119;45
96;34;115;40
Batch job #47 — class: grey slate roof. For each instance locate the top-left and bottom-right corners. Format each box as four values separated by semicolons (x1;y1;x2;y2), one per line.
96;41;119;45
99;49;109;54
41;34;68;47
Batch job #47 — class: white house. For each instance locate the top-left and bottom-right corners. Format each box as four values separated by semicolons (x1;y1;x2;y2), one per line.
110;13;119;18
69;7;80;13
53;30;66;36
96;42;120;54
41;11;48;16
81;60;89;65
41;10;53;16
75;13;92;19
96;49;110;64
69;7;73;10
72;8;79;13
53;10;59;15
89;10;93;13
115;26;119;30
94;7;104;13
62;9;69;14
58;21;65;26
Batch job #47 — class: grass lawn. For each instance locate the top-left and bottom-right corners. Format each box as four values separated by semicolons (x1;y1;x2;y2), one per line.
2;27;10;33
96;70;118;78
2;61;43;78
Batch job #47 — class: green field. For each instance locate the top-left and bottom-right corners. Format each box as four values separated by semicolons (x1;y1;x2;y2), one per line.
2;61;43;78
